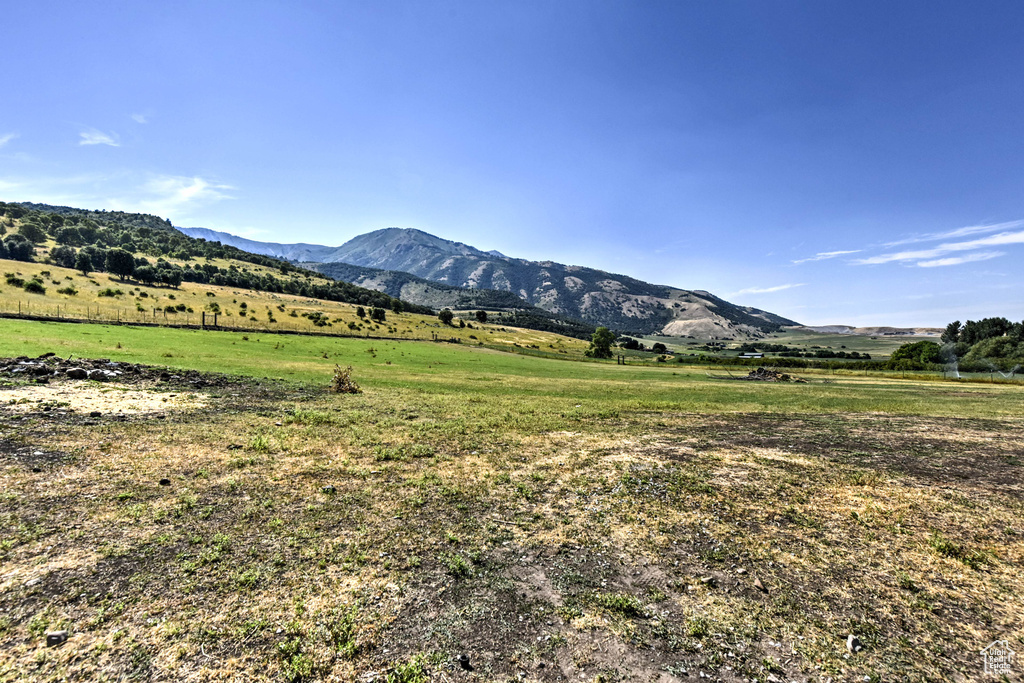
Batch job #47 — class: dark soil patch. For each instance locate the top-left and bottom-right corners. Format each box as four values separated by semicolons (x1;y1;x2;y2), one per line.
668;413;1024;498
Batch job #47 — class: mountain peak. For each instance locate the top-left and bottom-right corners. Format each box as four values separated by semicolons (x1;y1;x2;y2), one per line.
182;224;798;337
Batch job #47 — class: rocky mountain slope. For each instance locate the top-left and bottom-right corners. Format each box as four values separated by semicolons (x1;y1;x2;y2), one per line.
179;226;799;337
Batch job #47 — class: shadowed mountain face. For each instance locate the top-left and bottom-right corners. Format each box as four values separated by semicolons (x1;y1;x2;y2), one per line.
178;226;798;336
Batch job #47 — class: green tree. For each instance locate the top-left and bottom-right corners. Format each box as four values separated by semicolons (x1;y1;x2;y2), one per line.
356;306;366;318
4;234;35;261
55;226;85;246
105;248;136;281
586;327;615;358
50;245;77;269
370;307;386;322
438;308;454;325
18;222;47;243
475;310;488;324
940;321;961;344
889;340;943;367
134;265;158;285
75;251;93;276
391;299;404;314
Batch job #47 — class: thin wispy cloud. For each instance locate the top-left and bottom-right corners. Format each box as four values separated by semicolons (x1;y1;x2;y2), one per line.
0;133;17;148
792;249;860;264
79;128;120;146
854;229;1024;265
916;251;1005;268
883;219;1024;247
120;175;234;217
0;171;233;222
131;113;148;124
730;283;805;296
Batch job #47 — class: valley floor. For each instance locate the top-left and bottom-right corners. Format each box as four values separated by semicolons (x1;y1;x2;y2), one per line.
0;320;1022;683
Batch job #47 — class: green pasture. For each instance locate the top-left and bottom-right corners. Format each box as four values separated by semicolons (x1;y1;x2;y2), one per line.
2;318;1021;419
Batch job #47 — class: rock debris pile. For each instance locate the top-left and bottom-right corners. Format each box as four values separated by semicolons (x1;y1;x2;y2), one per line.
739;367;807;383
0;354;220;388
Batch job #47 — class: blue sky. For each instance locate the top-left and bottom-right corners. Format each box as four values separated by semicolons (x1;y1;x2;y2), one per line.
2;1;1023;327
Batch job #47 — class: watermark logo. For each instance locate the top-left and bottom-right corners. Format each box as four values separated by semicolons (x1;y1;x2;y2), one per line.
982;640;1015;676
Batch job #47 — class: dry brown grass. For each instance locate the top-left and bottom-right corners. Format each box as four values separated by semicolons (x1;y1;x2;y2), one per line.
1;368;1022;682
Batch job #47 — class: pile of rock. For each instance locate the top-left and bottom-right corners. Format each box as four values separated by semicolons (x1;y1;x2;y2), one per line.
0;354;240;390
0;355;140;382
740;367;807;383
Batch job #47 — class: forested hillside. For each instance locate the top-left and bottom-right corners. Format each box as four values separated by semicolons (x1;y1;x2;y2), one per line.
0;202;432;314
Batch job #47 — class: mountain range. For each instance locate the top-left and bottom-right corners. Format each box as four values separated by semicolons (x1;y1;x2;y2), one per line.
177;226;799;337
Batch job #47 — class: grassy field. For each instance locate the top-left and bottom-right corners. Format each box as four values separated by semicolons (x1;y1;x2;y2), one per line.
1;319;1022;682
0;257;588;354
641;329;939;359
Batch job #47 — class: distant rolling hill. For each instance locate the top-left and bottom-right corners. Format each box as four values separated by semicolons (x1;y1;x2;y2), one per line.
178;226;799;337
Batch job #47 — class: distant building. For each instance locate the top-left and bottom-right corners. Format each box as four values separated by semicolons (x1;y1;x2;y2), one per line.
739;352;763;359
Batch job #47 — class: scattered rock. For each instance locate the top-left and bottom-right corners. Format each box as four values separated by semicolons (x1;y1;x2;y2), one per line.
700;576;715;586
847;634;863;653
65;367;88;379
87;369;119;381
736;567;747;575
322;485;337;494
159;478;171;486
89;411;102;418
45;630;68;647
456;654;472;671
754;578;768;593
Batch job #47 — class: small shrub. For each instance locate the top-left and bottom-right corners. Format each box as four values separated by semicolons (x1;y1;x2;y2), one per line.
5;274;25;288
98;288;124;297
441;553;470;577
385;655;428;683
23;280;46;294
248;433;274;453
409;444;434;458
57;286;78;296
591;592;645;618
928;532;988;569
685;615;710;637
329;365;361;394
374;445;406;461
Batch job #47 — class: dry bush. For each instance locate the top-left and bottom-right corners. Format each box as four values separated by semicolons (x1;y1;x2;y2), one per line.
329;364;361;393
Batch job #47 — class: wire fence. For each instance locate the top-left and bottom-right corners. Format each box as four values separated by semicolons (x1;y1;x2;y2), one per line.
0;300;454;343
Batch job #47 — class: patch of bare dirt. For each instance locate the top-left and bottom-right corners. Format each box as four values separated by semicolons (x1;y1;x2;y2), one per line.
2;383;208;415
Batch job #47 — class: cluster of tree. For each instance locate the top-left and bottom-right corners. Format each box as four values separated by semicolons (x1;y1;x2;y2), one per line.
0;202;432;315
942;318;1024;350
0;233;35;261
677;355;890;371
735;341;870;359
489;310;595;340
935;317;1024;371
886;318;1024;372
618;337;669;353
2;202;290;272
